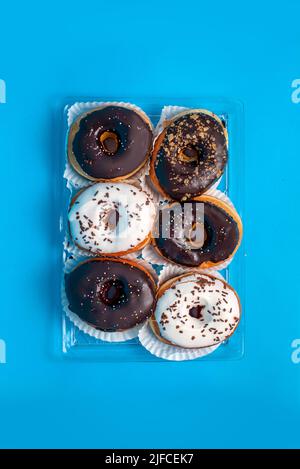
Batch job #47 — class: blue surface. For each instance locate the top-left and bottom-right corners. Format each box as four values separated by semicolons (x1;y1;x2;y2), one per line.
0;0;300;449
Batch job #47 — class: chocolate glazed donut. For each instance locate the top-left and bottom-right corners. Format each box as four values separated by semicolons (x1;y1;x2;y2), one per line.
68;105;153;181
152;195;242;269
65;258;156;332
150;109;228;200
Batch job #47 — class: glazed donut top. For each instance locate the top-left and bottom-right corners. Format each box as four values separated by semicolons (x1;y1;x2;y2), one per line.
68;106;153;180
65;258;156;332
154;273;240;348
152;110;228;200
69;182;156;255
154;198;241;268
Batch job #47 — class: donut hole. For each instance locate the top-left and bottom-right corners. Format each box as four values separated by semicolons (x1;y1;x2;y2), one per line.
185;222;207;249
99;279;127;306
189;305;205;319
99;130;119;155
178;145;199;164
105;208;120;231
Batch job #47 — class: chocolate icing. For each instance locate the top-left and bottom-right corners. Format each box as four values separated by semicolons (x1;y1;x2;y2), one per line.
155;201;239;267
69;106;153;179
153;112;228;200
65;259;156;331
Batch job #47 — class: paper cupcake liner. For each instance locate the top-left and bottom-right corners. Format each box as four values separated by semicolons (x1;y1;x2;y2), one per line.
141;244;169;268
120;251;158;284
157;263;224;287
63;161;91;191
154;105;188;138
138;323;221;361
63;232;90;261
141;189;239;272
62;254;156;343
207;188;235;208
67;100;153;129
138;267;224;361
65;101;153;190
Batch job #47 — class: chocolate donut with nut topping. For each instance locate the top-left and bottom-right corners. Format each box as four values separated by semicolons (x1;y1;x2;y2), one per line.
150;109;228;200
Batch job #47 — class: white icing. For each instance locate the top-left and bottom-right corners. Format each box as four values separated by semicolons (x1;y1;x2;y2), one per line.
69;182;156;254
156;273;240;348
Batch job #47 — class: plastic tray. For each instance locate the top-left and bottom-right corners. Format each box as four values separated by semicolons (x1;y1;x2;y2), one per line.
56;97;245;362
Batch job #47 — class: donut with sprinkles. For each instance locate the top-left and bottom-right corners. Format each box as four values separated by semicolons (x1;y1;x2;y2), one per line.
150;272;241;348
68;182;156;256
65;258;157;332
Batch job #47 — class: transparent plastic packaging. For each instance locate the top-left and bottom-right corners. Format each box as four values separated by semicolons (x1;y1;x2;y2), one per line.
56;97;245;361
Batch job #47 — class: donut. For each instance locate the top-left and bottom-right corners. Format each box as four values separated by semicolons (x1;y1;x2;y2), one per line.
65;258;156;332
152;195;242;268
68;105;153;181
150;272;241;348
68;182;156;256
150;109;228;200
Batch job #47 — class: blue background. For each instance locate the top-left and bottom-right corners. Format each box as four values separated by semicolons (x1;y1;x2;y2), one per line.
0;0;300;449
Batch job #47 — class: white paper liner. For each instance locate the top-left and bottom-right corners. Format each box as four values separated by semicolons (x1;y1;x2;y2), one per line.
64;101;153;190
141;188;239;272
63;233;88;262
141;244;167;267
120;251;158;283
138;267;224;361
138;324;221;361
158;263;224;287
67;101;153;129
154;105;188;138
62;254;157;343
63;161;91;191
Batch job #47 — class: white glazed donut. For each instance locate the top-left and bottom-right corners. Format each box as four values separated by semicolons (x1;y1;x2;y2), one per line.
150;272;241;348
68;182;156;255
